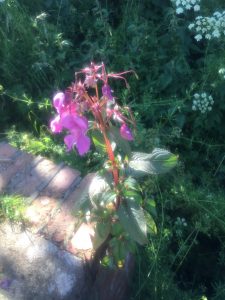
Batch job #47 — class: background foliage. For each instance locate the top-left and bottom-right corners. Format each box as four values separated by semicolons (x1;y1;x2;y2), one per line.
1;0;225;299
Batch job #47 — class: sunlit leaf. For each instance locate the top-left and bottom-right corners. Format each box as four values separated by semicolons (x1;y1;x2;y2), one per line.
117;199;147;245
88;174;110;202
128;148;178;177
144;210;157;235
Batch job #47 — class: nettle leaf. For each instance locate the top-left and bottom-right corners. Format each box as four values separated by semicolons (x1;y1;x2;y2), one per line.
123;177;139;191
117;199;147;245
89;174;110;202
108;126;131;157
128;148;178;177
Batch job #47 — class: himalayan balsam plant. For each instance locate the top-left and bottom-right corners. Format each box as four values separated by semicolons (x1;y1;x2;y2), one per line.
50;62;178;265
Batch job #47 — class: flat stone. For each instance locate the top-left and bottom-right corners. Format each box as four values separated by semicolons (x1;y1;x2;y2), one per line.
0;142;17;159
0;223;88;300
41;166;81;199
0;152;34;192
39;174;95;251
25;196;59;229
6;158;63;198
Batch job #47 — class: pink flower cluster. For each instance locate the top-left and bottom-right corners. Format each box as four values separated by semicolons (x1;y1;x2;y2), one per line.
50;92;90;155
50;63;134;156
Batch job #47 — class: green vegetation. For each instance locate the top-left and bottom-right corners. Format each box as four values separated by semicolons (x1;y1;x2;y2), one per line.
1;0;225;299
0;194;26;223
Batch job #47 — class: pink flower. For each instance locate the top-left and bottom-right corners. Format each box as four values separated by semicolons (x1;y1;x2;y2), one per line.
102;84;113;100
53;92;65;114
120;123;133;141
64;133;90;155
51;92;91;155
61;114;90;155
50;115;62;133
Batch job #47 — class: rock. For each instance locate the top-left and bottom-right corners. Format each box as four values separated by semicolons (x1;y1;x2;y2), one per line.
0;223;88;300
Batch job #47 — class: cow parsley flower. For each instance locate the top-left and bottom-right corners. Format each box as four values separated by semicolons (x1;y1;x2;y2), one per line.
189;11;225;41
171;0;201;15
192;92;214;113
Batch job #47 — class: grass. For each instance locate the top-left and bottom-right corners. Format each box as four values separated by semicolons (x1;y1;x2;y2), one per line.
0;194;27;223
130;170;225;300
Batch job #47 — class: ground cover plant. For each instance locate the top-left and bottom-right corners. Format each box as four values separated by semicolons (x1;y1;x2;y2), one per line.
1;0;225;299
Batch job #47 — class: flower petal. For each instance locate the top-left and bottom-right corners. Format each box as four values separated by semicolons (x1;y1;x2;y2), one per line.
64;134;77;151
53;92;65;114
50;115;62;133
120;124;133;141
76;134;91;156
102;84;113;100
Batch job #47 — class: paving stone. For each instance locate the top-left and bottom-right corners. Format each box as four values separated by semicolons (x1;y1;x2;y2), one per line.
7;157;64;198
67;224;94;260
39;174;95;251
0;152;34;192
0;142;18;159
25;196;59;229
0;222;88;300
41;166;81;199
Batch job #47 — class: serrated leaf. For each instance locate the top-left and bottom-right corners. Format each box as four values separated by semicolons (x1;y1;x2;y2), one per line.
88;174;110;202
123;177;138;191
128;148;178;177
108;126;131;156
117;199;147;245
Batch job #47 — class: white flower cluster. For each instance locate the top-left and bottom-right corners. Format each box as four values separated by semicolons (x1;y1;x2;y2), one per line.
175;217;187;227
192;93;214;113
171;0;201;15
189;11;225;41
218;68;225;79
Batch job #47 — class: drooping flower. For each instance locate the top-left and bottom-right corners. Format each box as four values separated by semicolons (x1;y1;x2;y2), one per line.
61;114;90;155
102;84;113;100
51;92;91;155
120;123;133;141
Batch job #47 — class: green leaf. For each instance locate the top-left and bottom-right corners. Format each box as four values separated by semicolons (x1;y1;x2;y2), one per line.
93;222;111;250
108;126;131;157
128;148;178;177
111;222;124;236
91;130;106;153
124;190;142;205
117;199;147;245
144;210;157;235
89;174;110;203
123;177;139;191
101;191;117;205
146;199;157;218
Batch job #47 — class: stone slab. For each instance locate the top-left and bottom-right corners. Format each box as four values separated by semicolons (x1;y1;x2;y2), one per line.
41;166;81;199
6;157;64;198
39;174;95;253
0;223;88;300
0;142;18;159
0;152;34;192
